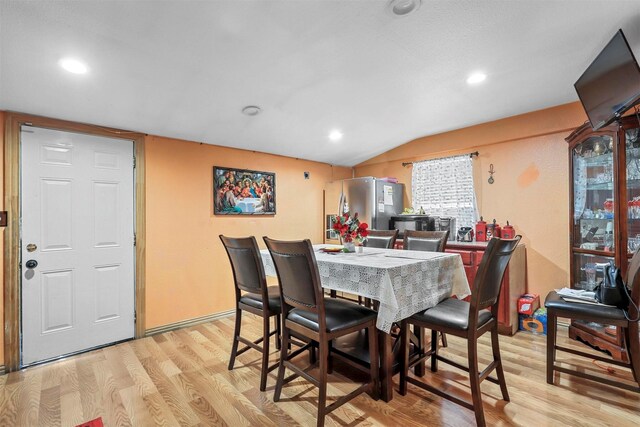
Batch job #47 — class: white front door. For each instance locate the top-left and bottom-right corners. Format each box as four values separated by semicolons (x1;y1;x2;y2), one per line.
21;126;135;366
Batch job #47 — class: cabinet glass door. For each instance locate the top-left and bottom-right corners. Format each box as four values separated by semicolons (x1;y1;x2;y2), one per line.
573;135;615;252
626;127;640;255
572;253;615;291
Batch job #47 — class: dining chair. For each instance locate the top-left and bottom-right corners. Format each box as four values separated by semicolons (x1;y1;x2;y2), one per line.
399;236;521;427
403;229;449;252
403;229;450;348
364;229;399;249
544;249;640;392
263;237;379;427
219;235;281;392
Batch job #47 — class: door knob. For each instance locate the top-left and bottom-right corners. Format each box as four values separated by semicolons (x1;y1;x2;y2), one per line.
25;260;38;269
26;243;37;252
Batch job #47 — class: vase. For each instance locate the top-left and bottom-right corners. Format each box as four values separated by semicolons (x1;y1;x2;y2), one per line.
343;242;355;253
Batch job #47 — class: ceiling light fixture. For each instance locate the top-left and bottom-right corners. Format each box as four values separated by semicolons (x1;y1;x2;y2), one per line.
388;0;421;17
466;72;487;85
329;130;343;142
58;58;88;74
241;106;261;116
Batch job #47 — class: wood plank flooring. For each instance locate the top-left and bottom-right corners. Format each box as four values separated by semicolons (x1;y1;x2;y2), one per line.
0;314;639;426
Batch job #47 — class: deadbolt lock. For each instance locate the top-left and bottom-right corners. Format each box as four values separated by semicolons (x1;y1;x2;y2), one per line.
26;243;37;253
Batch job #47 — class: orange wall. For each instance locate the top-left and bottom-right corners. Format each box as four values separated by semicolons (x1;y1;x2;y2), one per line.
355;102;588;296
0;118;350;364
0;101;588;363
145;135;352;328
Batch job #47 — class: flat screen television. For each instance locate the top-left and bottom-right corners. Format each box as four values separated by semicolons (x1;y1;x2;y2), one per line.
574;29;640;130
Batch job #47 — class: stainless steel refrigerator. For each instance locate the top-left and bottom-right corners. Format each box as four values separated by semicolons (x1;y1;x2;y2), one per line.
324;177;404;243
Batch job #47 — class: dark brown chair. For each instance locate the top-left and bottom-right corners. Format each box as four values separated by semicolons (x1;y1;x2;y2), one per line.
220;235;281;392
403;229;451;348
399;236;521;427
403;229;449;252
263;237;379;427
544;249;640;393
364;229;399;249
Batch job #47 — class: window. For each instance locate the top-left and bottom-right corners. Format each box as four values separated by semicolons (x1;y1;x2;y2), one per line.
411;154;478;228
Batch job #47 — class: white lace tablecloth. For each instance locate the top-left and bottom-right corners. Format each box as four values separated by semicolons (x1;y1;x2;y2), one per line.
260;245;470;333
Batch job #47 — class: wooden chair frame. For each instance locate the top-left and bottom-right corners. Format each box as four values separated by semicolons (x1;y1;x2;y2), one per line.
403;229;451;349
403;230;450;252
264;237;379;427
220;235;281;392
364;229;399;249
546;249;640;393
399;237;521;427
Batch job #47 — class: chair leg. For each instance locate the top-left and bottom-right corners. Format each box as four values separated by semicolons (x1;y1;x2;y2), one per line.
367;324;380;399
317;339;329;427
468;338;486;427
228;308;242;370
327;341;334;374
491;324;509;401
399;320;410;396
430;329;439;372
546;311;557;385
309;342;317;364
414;325;425;377
622;325;640;385
260;315;271;391
440;332;448;348
274;326;290;402
275;314;282;350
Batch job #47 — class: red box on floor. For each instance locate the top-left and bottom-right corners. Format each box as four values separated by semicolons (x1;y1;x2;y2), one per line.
517;293;540;315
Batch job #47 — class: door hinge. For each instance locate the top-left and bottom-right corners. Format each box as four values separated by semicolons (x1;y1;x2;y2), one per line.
133;155;136;169
134;233;137;246
134;310;137;322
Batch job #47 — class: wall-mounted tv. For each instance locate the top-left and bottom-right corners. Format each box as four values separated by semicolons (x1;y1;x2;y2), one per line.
575;29;640;130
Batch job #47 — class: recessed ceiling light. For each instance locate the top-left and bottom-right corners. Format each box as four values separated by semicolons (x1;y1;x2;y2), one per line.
466;72;487;85
241;106;261;116
388;0;421;17
329;130;343;142
59;58;88;74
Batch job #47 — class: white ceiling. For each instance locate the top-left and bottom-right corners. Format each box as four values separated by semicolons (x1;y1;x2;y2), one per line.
1;1;640;166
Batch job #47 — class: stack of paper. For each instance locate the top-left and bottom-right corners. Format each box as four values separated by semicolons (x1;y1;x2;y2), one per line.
556;287;599;304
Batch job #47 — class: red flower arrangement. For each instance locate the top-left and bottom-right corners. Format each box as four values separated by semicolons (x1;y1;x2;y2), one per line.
332;212;369;243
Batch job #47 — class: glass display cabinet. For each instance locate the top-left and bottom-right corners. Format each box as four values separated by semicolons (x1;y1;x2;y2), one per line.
567;114;640;361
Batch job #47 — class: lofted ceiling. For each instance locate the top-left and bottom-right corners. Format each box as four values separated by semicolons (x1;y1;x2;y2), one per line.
1;0;640;166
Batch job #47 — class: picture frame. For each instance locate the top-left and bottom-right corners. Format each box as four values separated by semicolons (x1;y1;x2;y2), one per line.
213;166;276;215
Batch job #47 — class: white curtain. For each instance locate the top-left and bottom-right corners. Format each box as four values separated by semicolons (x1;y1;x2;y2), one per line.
411;154;478;228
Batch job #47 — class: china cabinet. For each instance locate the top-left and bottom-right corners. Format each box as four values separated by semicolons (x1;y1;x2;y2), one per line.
566;114;640;361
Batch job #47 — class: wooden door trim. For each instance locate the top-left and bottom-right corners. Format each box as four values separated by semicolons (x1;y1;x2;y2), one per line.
3;112;146;371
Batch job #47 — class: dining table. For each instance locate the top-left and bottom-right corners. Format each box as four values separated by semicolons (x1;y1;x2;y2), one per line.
260;244;470;401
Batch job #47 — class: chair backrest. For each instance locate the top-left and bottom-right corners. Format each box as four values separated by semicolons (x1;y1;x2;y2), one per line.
219;235;268;298
263;237;325;315
403;230;450;252
364;229;399;249
469;236;521;319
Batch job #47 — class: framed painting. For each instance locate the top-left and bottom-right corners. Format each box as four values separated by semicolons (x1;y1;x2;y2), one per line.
213;166;276;215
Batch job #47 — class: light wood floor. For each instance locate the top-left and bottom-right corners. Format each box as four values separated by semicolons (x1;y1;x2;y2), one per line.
1;314;639;426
